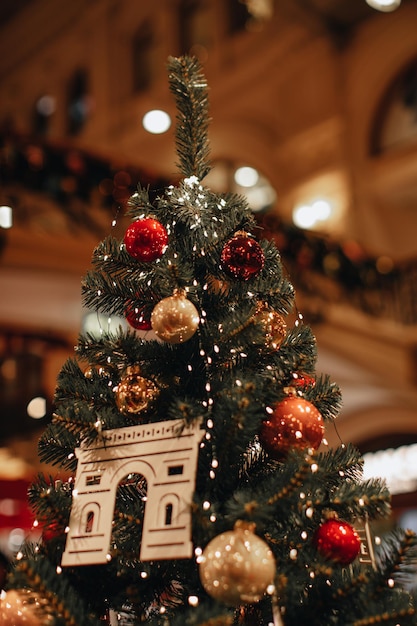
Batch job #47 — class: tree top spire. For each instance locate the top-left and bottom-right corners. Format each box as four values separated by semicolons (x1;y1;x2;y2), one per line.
168;55;211;181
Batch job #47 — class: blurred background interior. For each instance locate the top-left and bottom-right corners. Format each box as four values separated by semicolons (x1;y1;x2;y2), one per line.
1;0;417;560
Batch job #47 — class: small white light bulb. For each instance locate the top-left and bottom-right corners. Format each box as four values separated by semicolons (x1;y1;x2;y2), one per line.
234;166;259;187
0;206;12;229
365;0;401;11
142;109;171;134
27;396;47;419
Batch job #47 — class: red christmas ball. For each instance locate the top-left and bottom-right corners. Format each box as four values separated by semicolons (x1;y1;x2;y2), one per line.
42;520;65;543
124;217;168;262
291;372;316;389
315;519;361;565
125;301;152;330
259;396;324;459
221;233;265;281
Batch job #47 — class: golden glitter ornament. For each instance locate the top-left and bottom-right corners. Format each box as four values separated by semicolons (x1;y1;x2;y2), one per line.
115;365;159;415
0;589;53;626
199;521;275;606
255;303;287;349
151;290;200;344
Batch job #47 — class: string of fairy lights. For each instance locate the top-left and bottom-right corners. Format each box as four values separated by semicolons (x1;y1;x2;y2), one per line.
3;156;402;625
70;174;371;623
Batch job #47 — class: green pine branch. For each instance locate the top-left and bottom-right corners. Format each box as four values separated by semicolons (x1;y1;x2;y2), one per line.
9;553;103;626
168;55;211;180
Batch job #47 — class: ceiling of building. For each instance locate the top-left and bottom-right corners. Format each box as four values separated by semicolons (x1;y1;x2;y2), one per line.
302;0;375;22
286;0;411;40
0;0;416;467
0;0;406;30
0;0;33;25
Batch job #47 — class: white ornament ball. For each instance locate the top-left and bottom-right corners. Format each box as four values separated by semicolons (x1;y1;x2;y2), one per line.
151;291;200;344
198;521;276;606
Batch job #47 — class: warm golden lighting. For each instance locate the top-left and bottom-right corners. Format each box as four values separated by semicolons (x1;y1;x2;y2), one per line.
0;205;12;229
233;166;276;213
81;311;127;337
142;109;171;134
27;396;47;419
36;94;56;116
365;0;401;11
293;199;333;229
363;443;417;495
243;0;274;20
234;166;259;187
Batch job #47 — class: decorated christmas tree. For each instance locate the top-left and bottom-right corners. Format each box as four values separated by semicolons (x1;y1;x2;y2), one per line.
2;56;416;626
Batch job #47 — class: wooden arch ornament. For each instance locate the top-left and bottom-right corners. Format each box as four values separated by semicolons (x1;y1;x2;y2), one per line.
61;419;205;566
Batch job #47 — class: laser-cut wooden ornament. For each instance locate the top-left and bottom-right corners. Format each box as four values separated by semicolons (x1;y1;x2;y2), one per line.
355;517;377;570
61;419;205;566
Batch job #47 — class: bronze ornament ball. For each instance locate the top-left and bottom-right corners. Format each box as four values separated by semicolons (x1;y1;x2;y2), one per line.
0;589;46;626
115;365;159;415
255;304;287;349
259;396;324;459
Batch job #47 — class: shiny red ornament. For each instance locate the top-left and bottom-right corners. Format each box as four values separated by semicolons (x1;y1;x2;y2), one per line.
42;520;65;543
124;217;168;262
221;233;265;281
291;372;316;389
259;396;324;459
125;301;152;330
315;519;361;565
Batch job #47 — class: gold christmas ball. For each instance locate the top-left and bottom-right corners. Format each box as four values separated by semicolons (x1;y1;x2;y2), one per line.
0;589;51;626
151;292;200;344
199;521;275;606
115;365;159;415
255;304;287;349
